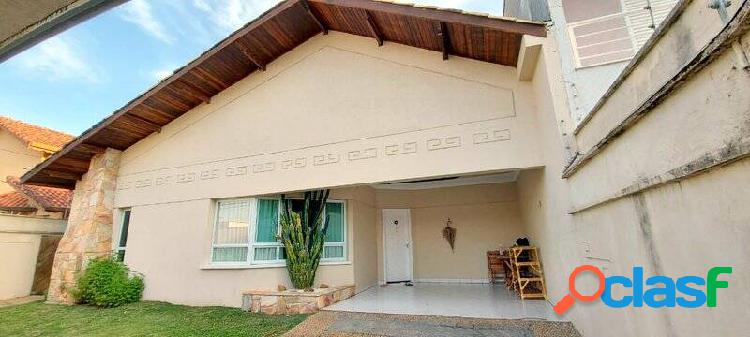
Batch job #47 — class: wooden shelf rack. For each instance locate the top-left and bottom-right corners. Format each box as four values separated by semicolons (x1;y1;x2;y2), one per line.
508;246;547;300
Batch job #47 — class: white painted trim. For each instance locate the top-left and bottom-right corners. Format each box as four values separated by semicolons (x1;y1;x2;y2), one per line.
414;278;491;284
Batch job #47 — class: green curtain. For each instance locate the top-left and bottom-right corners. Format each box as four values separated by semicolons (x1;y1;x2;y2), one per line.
256;199;279;242
325;202;343;242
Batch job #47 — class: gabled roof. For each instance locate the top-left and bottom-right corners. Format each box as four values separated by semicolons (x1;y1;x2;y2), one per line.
0;115;74;150
0;176;72;212
22;0;547;189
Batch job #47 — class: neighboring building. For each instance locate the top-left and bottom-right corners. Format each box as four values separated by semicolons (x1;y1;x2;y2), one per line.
505;0;679;123
0;116;73;217
0;116;74;190
0;117;72;300
0;176;72;219
20;0;750;336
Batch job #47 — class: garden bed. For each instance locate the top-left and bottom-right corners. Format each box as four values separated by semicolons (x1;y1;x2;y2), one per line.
242;285;355;315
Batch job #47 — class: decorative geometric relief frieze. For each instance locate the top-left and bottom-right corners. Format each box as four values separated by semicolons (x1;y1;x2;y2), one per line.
313;153;340;166
226;166;248;177
473;129;511;144
135;179;152;188
155;175;171;185
176;172;196;184
252;162;275;173
281;157;307;169
348;148;377;161
426;136;461;151
201;169;220;180
385;142;418;156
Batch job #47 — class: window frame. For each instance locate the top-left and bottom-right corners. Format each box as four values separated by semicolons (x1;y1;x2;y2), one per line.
116;209;131;261
320;200;347;262
210;198;254;266
210;197;348;267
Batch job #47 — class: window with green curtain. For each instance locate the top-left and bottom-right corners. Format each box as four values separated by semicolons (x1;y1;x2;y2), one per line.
325;202;343;242
256;199;279;243
323;202;345;259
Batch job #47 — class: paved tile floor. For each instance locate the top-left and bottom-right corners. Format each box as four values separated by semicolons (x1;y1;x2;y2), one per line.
324;283;559;321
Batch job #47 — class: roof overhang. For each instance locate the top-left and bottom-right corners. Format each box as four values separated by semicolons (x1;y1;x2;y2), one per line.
0;0;127;63
21;0;547;189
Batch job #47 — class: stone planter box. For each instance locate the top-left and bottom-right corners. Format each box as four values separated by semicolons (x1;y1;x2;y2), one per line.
242;285;355;315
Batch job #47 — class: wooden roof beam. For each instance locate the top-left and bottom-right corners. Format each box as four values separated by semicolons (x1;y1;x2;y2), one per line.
437;22;451;60
126;113;162;133
237;42;267;71
302;0;328;35
308;0;546;37
170;81;212;104
77;143;106;154
44;169;82;181
177;80;213;104
365;11;383;46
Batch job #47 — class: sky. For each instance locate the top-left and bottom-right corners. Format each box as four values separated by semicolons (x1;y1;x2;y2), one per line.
0;0;502;136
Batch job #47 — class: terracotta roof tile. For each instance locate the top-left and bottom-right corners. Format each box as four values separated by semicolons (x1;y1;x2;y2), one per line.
0;191;35;210
0;116;74;150
6;176;72;211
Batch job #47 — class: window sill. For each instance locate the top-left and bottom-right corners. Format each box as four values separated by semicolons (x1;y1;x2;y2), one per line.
201;260;351;270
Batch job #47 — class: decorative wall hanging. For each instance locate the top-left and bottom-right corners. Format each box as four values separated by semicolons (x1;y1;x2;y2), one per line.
442;218;456;252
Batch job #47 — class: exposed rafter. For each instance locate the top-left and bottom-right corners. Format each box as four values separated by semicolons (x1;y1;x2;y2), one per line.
236;42;267;71
364;10;383;46
177;79;213;104
302;0;328;35
45;169;83;181
125;113;162;133
437;22;450;60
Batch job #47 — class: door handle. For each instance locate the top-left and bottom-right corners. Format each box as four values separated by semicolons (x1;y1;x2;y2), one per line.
406;242;410;248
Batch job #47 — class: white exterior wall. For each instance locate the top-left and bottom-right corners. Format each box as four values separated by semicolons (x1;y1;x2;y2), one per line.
519;1;750;336
111;32;545;307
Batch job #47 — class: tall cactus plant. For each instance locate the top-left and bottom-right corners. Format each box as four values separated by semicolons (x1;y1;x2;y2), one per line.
279;189;330;289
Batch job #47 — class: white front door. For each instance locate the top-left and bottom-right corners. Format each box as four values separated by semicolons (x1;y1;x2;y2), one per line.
383;209;413;283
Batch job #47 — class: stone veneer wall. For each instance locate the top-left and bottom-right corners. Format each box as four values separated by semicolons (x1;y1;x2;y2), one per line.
47;148;121;304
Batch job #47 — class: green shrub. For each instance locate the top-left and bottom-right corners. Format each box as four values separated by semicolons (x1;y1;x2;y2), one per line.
72;256;144;307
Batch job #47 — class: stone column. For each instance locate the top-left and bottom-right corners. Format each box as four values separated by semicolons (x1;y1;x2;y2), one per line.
47;148;122;304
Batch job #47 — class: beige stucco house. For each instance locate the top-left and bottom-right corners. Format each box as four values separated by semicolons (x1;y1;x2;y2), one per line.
20;0;750;336
0;116;72;300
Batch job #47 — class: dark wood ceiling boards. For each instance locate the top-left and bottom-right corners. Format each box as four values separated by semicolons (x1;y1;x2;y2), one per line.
22;0;546;189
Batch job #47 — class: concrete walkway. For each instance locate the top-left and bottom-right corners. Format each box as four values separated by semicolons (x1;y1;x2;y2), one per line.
284;311;581;337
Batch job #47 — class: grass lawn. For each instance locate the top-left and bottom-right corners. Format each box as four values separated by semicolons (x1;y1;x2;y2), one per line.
0;300;307;337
